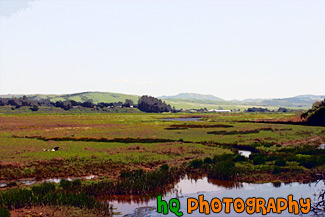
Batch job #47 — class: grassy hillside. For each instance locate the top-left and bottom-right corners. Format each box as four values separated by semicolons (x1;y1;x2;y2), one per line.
159;93;224;101
0;92;140;104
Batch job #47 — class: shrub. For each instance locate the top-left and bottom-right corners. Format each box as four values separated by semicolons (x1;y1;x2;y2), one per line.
299;158;317;169
262;143;274;148
286;155;297;162
233;155;246;162
72;179;82;188
208;160;236;180
6;182;17;187
272;166;281;174
203;157;212;164
60;179;72;191
0;206;10;217
252;155;265;165
275;159;287;167
31;182;56;195
189;159;203;169
160;164;169;171
316;156;325;166
266;155;279;161
120;171;133;179
212;154;234;164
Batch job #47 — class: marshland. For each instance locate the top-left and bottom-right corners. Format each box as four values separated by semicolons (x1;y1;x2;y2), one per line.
0;112;324;216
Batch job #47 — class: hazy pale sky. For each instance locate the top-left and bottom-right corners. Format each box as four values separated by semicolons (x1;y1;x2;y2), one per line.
0;0;324;100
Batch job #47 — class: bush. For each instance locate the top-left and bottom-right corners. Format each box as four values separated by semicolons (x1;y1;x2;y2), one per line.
189;159;203;169
316;156;325;166
275;158;287;167
120;171;133;179
212;154;234;164
299;158;317;169
60;179;72;191
233;155;246;162
208;160;236;180
6;182;17;187
0;206;10;217
31;182;56;195
203;157;212;164
72;179;82;188
252;155;265;165
160;164;169;171
286;155;297;162
272;166;281;174
266;155;279;161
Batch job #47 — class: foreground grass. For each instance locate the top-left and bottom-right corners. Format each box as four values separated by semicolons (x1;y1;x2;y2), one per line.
0;181;111;216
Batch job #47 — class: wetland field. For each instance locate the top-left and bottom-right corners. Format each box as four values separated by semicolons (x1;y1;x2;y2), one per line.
0;112;324;216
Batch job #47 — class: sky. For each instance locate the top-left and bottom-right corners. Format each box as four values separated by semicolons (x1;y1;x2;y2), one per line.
0;0;324;100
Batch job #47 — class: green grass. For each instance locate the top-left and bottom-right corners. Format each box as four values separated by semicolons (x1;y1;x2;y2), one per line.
0;112;323;182
0;92;140;104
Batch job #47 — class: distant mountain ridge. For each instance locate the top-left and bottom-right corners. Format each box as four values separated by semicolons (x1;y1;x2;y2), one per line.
239;95;325;107
160;93;324;108
159;93;224;101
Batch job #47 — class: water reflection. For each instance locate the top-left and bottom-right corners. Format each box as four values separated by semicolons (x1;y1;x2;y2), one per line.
108;176;324;217
207;179;243;189
272;182;282;188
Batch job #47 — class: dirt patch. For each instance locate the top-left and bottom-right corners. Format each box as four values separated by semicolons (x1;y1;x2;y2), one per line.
280;135;325;147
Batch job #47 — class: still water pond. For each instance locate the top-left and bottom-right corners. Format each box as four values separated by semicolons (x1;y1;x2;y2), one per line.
110;176;324;217
238;150;251;158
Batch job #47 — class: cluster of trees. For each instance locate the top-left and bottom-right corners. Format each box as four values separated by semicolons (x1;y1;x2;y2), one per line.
246;107;272;112
301;99;325;126
0;96;43;111
246;107;292;113
0;95;174;113
0;96;134;111
137;96;173;113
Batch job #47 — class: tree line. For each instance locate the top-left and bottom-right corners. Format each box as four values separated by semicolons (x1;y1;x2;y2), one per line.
0;95;174;113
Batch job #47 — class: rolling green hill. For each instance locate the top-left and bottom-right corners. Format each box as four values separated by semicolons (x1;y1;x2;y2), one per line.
159;93;224;101
0;92;139;104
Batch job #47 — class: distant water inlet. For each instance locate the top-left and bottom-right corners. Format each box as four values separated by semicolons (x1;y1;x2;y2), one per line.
108;176;324;217
238;150;251;158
